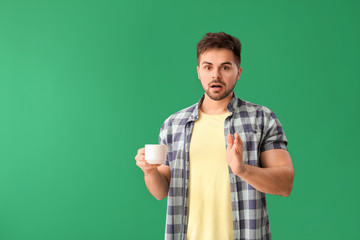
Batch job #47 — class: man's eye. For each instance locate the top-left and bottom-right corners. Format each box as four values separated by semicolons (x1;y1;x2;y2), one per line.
223;66;230;70
205;66;211;70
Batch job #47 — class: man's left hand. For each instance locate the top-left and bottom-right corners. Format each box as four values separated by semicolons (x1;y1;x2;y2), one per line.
226;132;246;176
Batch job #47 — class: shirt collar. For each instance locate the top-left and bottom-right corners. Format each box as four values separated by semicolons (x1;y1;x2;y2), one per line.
189;92;241;121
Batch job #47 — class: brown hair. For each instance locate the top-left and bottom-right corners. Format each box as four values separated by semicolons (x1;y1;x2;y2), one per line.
197;32;241;67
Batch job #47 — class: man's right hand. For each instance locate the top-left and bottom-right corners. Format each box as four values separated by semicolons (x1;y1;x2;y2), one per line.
135;148;161;175
135;147;171;200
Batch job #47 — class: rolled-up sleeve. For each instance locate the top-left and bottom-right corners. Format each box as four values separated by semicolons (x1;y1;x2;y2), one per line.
260;110;288;152
158;120;170;166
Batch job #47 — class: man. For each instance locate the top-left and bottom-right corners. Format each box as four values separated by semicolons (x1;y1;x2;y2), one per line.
135;32;294;240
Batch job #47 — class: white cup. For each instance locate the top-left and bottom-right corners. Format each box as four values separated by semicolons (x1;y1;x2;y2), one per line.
145;144;167;164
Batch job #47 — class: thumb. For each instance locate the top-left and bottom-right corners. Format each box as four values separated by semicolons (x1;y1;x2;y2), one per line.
227;134;234;149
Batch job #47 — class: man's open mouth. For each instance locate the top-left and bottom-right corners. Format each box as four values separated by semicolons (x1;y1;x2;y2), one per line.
210;84;223;90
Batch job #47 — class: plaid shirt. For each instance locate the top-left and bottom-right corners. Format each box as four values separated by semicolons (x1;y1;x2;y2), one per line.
158;92;288;240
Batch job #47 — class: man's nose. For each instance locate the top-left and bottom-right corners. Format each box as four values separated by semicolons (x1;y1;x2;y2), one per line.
212;68;221;79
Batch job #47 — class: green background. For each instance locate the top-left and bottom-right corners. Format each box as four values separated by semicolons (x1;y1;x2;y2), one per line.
0;0;359;239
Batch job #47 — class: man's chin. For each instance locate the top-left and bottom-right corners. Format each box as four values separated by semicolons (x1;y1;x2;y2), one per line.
207;93;229;101
209;96;226;101
205;91;232;101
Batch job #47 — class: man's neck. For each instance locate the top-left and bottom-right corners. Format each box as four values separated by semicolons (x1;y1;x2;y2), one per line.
199;92;234;115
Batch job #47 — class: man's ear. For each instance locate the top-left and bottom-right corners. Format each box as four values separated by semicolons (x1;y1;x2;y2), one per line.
237;66;242;80
197;66;200;79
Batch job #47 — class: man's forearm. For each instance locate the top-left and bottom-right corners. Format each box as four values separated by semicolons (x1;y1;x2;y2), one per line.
144;169;169;200
237;165;294;197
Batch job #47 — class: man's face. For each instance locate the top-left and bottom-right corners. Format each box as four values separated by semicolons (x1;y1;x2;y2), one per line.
197;48;242;101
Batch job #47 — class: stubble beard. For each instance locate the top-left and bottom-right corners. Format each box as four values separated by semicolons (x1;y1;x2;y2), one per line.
204;81;237;101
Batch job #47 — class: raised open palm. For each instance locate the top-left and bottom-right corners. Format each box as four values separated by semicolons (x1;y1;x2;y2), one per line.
226;132;245;176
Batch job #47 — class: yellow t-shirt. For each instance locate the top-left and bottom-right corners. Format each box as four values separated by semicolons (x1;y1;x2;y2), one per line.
186;109;233;240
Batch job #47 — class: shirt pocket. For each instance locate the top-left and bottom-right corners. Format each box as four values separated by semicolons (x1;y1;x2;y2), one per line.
237;125;262;166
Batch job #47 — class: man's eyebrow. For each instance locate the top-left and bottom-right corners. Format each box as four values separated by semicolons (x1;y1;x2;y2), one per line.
201;61;232;65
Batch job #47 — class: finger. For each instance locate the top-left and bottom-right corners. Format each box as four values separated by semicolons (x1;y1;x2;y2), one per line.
137;160;151;168
137;159;161;167
138;148;145;154
135;154;145;161
142;163;161;171
227;134;234;149
235;132;243;148
143;162;161;167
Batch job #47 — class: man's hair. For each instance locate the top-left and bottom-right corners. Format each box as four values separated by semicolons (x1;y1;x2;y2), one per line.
197;32;241;67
